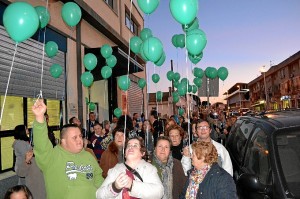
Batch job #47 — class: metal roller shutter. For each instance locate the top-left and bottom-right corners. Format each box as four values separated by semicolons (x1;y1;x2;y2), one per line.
0;25;65;100
128;74;143;116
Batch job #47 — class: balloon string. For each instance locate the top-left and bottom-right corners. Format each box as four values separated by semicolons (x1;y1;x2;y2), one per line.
185;45;191;148
0;43;18;126
122;0;133;159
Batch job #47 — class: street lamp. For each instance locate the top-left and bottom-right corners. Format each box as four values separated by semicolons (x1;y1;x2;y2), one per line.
260;66;268;110
237;85;241;112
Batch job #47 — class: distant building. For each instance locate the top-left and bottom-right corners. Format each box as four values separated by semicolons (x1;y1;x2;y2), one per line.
223;83;250;113
248;51;300;111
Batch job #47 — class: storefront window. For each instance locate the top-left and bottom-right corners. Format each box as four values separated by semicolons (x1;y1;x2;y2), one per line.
0;96;23;131
1;137;14;170
46;99;60;126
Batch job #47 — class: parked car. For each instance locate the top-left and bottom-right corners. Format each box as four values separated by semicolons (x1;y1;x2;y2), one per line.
226;109;300;199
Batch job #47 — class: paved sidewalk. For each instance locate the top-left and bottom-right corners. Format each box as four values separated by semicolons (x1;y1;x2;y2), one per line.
0;171;18;198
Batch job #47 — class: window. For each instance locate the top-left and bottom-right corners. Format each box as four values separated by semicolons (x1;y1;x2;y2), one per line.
125;11;138;35
104;0;113;8
244;128;271;185
0;96;23;131
0;96;62;172
229;120;254;164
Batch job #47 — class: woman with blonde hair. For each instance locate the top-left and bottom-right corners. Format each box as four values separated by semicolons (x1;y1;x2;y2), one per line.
180;141;237;199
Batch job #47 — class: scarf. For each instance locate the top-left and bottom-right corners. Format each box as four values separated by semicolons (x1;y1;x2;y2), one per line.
185;165;211;199
153;154;173;199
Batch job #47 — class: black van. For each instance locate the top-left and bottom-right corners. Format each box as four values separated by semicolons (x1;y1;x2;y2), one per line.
226;110;300;199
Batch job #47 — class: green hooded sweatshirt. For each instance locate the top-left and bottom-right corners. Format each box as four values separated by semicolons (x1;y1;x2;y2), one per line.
33;121;103;199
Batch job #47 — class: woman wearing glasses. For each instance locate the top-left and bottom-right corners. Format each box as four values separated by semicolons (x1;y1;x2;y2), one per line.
96;137;163;199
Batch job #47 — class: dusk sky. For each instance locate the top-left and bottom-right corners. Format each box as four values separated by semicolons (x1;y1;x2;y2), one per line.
144;0;300;103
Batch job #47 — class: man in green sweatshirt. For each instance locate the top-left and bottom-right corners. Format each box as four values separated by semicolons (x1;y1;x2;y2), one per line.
32;99;103;199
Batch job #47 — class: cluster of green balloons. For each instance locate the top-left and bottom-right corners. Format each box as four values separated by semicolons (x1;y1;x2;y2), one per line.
130;28;165;67
61;2;82;27
114;108;122;118
137;0;160;14
202;66;229;81
100;44;116;79
182;17;199;33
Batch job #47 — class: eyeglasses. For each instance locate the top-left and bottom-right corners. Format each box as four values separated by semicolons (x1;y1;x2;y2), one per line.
197;126;210;130
126;144;140;149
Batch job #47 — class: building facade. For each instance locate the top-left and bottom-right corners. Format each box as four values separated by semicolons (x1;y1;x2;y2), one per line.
224;83;250;113
248;51;300;111
0;0;145;172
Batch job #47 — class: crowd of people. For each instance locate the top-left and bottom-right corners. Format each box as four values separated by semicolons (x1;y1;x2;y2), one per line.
7;99;238;199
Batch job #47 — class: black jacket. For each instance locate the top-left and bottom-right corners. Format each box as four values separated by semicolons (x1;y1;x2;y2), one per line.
180;163;237;199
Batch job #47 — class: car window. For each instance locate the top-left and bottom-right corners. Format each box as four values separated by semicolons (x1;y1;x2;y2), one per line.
244;128;271;185
275;130;300;198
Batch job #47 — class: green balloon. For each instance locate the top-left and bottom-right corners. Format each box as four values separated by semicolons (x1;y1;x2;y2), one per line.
45;41;58;58
173;95;179;103
188;52;203;65
138;78;146;89
178;108;185;116
186;29;207;56
83;53;97;71
101;44;113;59
193;77;202;87
176;34;185;48
172;91;179;103
166;71;174;81
181;78;189;85
177;82;187;96
3;2;39;43
156;91;163;101
35;6;50;29
171;34;178;48
192;85;198;93
140;28;153;41
50;64;63;78
130;36;143;54
218;67;229;81
155;51;166;66
114;108;122;118
210;67;218;79
152;73;160;83
143;37;164;63
173;72;181;81
106;55;117;68
169;0;198;25
182;17;199;32
188;85;192;93
81;72;94;87
193;67;204;78
101;66;112;79
139;43;149;62
89;102;96;111
137;0;159;14
172;91;179;98
61;2;82;27
173;80;180;88
205;67;212;79
118;75;131;91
